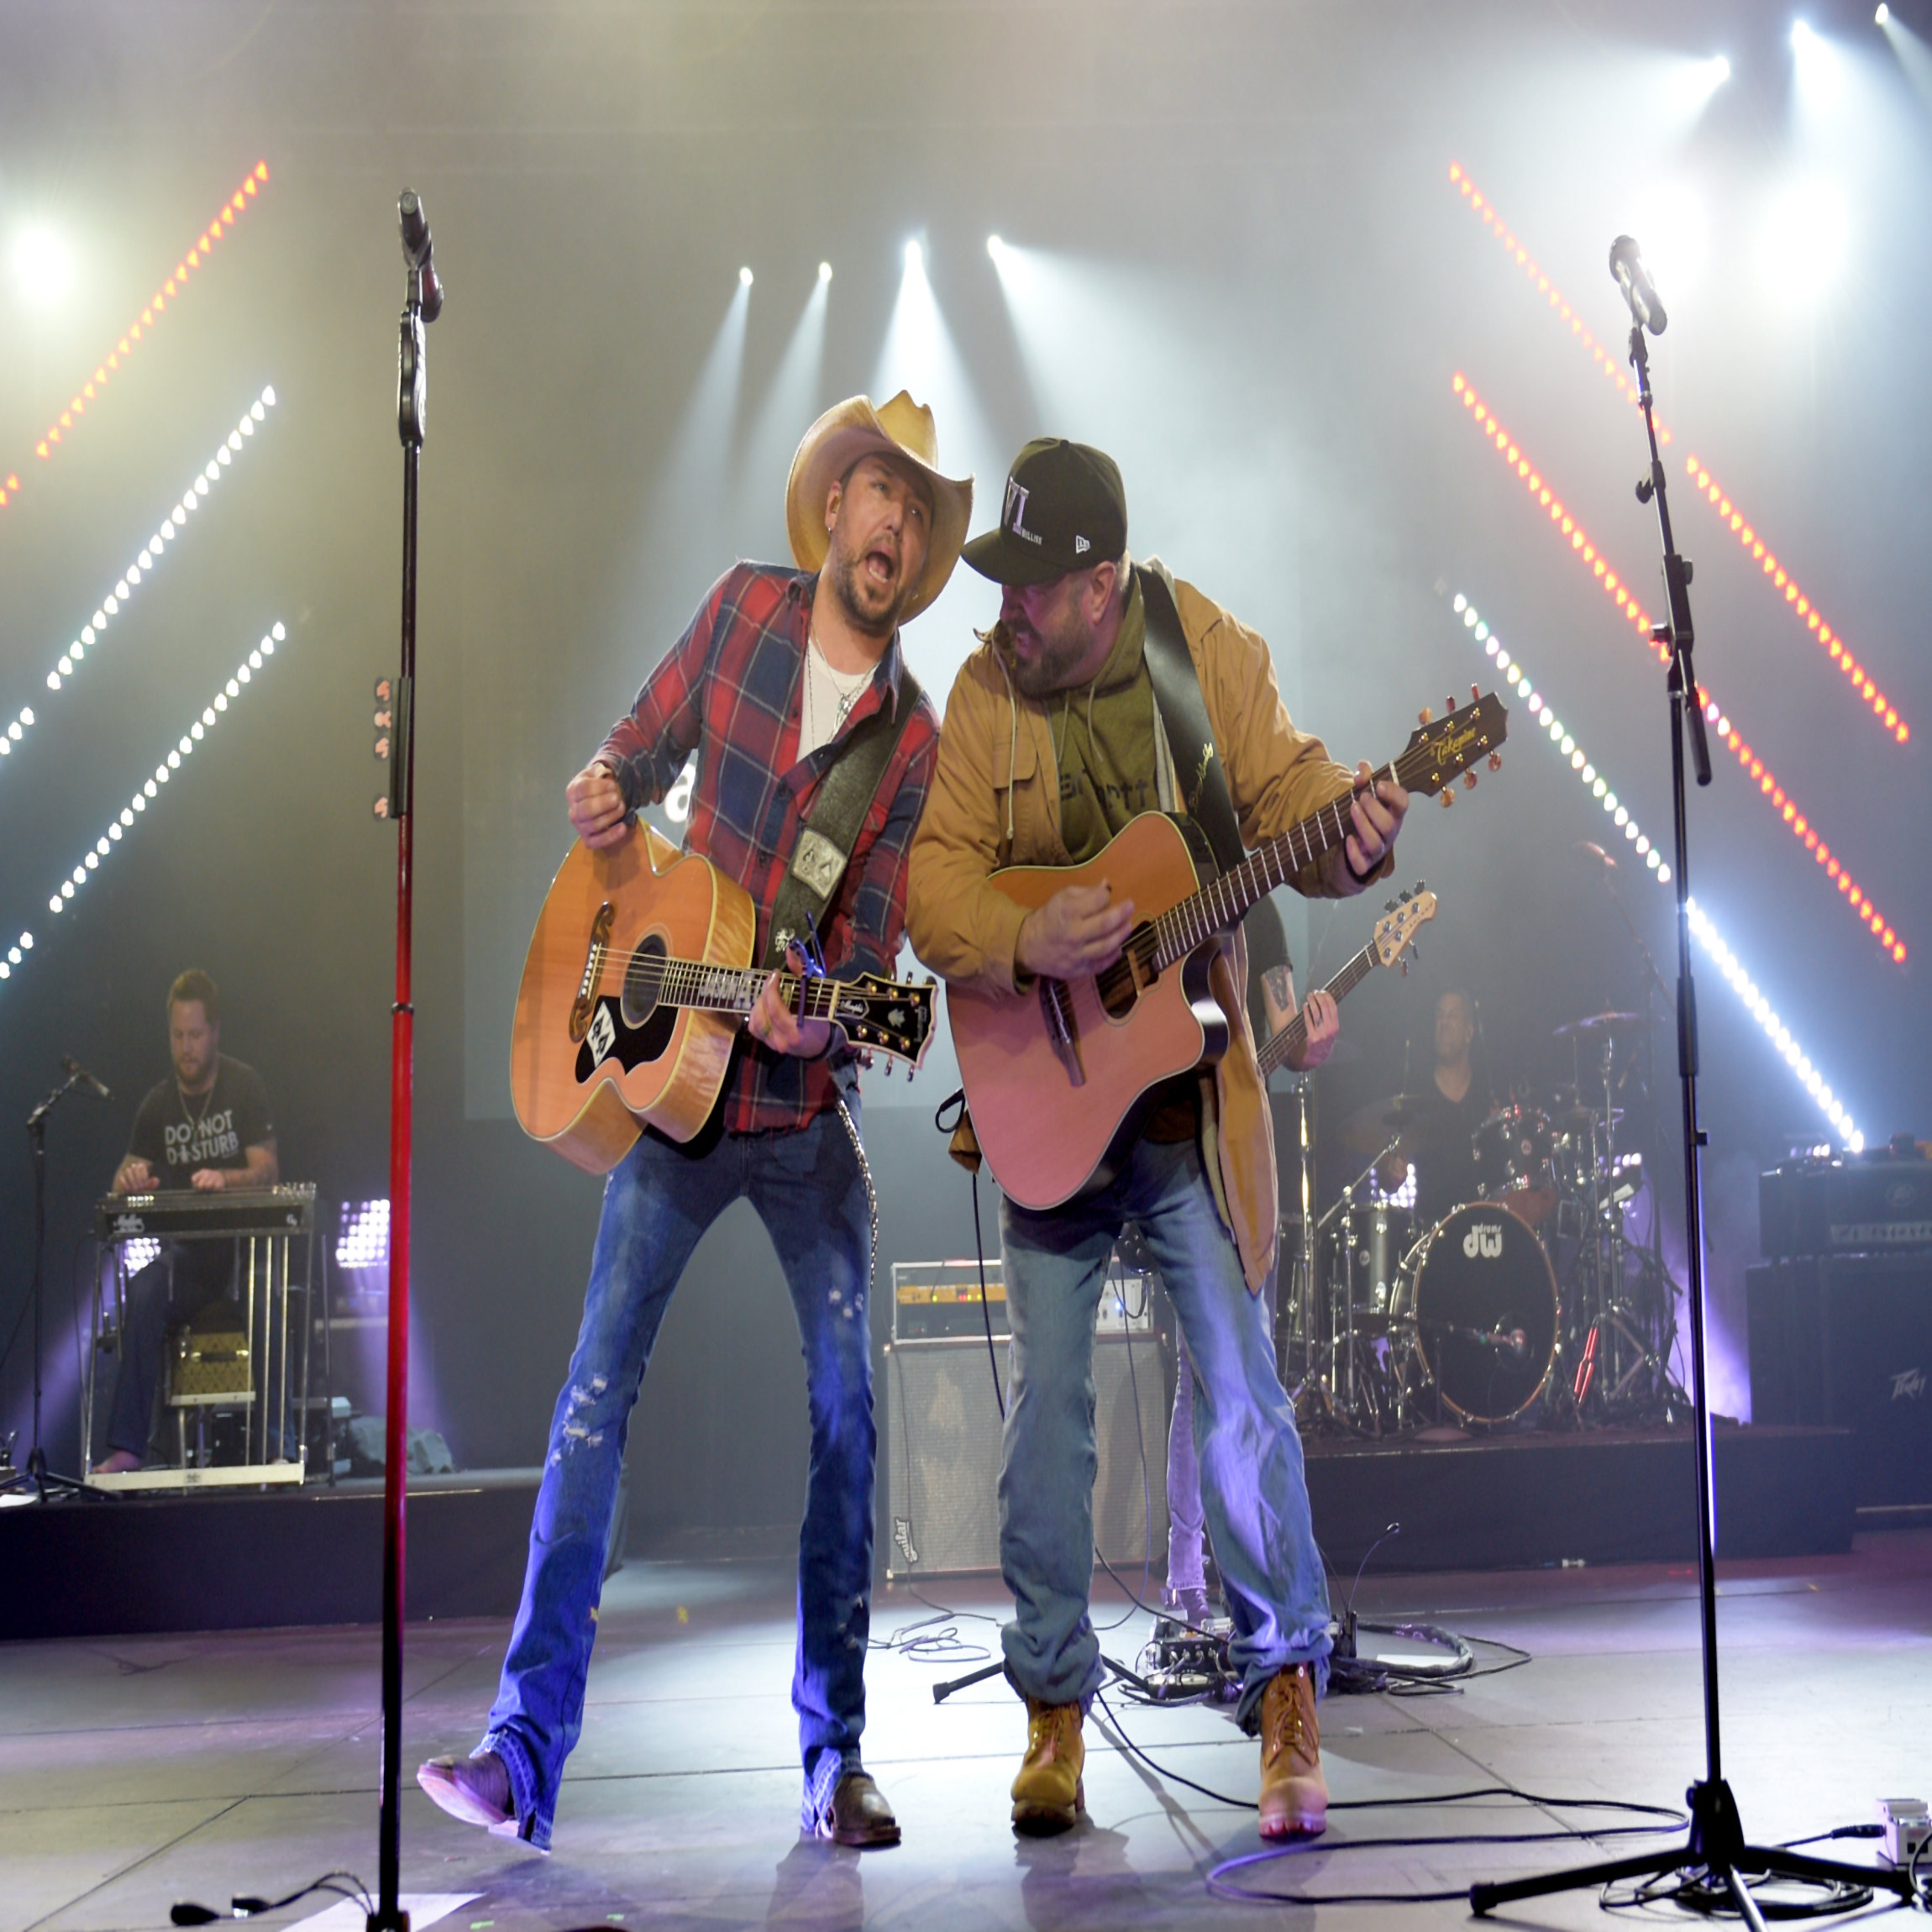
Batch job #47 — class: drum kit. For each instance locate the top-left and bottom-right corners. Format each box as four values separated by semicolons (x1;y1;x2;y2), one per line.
1278;1009;1689;1436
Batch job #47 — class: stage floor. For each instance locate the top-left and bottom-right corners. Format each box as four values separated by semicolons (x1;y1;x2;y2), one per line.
7;1534;1929;1932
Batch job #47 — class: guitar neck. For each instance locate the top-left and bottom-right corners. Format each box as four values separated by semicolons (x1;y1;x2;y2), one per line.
627;957;849;1024
1255;942;1380;1078
1149;759;1401;972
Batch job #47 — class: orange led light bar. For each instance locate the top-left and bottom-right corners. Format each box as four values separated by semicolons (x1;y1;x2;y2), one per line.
1452;374;1905;965
1446;162;1905;751
0;162;270;517
1446;162;1672;444
1682;454;1908;745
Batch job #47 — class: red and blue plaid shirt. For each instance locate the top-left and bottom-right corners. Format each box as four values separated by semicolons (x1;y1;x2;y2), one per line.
598;563;940;1135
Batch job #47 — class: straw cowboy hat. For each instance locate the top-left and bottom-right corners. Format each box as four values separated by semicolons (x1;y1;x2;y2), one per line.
785;391;974;622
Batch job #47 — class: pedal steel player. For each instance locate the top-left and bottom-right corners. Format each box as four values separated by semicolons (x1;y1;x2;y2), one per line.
906;439;1407;1839
417;394;969;1852
97;970;278;1475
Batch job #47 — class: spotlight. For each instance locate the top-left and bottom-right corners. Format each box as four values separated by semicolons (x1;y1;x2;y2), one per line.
817;260;832;283
1792;18;1814;48
1710;53;1732;83
738;265;753;286
10;225;76;307
904;239;923;273
1876;2;1889;19
987;234;1005;260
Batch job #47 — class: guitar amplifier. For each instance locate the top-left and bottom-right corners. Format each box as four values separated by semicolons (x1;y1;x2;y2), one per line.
1746;1253;1932;1509
890;1257;1156;1341
882;1333;1168;1578
1760;1155;1932;1257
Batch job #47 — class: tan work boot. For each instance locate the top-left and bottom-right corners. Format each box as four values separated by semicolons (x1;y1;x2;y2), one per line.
1257;1662;1327;1839
1011;1697;1084;1835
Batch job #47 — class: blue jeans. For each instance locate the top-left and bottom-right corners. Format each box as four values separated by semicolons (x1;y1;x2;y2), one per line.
1168;1263;1278;1599
481;1106;876;1850
1000;1134;1329;1730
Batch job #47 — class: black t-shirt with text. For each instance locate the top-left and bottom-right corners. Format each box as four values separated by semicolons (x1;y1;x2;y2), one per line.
126;1056;275;1187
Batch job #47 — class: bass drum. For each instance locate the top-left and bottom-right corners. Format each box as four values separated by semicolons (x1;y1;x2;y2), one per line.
1396;1203;1559;1425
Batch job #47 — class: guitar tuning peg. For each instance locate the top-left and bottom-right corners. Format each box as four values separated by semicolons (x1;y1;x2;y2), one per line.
1463;770;1478;790
1488;750;1504;772
1470;682;1482;706
1398;887;1412;902
1445;692;1457;712
1440;787;1456;808
1418;706;1434;725
1414;879;1425;893
1399;960;1410;978
1384;898;1398;913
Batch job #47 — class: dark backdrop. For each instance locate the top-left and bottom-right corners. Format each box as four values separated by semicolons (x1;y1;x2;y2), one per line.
2;0;1925;1515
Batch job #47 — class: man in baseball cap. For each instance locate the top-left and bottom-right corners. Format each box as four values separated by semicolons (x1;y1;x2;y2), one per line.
908;436;1406;1842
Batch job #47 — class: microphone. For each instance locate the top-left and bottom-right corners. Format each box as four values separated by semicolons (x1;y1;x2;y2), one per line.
61;1053;111;1101
1577;839;1617;870
398;189;444;323
1609;235;1667;335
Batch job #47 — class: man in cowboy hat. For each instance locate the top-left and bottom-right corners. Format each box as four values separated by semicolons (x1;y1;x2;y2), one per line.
419;393;969;1852
906;437;1405;1840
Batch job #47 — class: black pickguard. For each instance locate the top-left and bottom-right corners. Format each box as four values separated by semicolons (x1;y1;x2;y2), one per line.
575;992;677;1084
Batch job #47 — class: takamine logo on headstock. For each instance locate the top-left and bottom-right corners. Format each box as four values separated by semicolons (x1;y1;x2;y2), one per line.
1402;687;1508;803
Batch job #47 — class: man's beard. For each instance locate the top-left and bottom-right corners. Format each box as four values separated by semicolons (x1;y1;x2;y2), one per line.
1004;615;1095;700
827;545;911;640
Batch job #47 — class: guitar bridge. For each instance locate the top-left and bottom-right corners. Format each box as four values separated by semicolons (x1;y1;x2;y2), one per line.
1039;978;1085;1089
570;901;616;1043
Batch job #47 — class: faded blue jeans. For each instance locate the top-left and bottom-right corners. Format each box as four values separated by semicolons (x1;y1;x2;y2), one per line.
1000;1133;1329;1731
480;1105;875;1849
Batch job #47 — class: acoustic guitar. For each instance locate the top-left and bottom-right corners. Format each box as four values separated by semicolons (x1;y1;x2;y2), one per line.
948;694;1506;1210
512;822;935;1173
1257;889;1437;1079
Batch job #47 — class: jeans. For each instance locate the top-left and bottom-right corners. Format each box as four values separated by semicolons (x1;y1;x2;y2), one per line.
1000;1133;1329;1730
480;1105;876;1851
105;1252;234;1461
1167;1263;1278;1599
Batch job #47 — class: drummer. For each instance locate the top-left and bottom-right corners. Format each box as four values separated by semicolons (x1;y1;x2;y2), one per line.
1381;990;1488;1226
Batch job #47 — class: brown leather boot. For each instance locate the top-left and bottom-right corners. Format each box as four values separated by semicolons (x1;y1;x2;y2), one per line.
1011;1697;1084;1835
1257;1662;1327;1840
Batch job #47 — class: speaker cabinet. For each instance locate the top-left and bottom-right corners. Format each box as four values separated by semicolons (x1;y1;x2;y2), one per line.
1747;1254;1932;1509
882;1334;1168;1578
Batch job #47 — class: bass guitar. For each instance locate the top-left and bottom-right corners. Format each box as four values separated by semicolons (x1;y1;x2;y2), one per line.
1257;888;1437;1078
512;823;935;1173
949;693;1505;1209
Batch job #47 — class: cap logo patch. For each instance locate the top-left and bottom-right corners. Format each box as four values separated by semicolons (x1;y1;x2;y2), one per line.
1004;476;1042;546
1074;535;1090;555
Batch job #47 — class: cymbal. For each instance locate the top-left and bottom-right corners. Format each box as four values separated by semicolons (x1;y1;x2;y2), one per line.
1553;1010;1642;1038
1341;1093;1429;1156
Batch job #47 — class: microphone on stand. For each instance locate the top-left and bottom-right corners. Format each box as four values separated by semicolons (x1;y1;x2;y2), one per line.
60;1054;111;1101
1609;235;1667;335
398;190;444;323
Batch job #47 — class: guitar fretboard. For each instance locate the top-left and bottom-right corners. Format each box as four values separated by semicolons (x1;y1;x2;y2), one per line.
612;953;847;1021
1255;942;1379;1078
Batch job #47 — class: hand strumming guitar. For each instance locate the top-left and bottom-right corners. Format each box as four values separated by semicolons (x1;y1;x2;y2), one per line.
1016;879;1137;981
567;761;631;850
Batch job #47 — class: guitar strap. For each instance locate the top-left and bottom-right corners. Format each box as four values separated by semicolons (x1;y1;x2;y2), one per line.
1137;564;1244;878
764;664;924;969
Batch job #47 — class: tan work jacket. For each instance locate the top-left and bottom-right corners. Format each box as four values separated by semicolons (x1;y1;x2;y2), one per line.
906;559;1383;1290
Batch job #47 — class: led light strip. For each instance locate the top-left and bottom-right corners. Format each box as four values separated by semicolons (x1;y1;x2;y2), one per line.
1445;164;1903;748
1452;375;1903;964
1;389;278;766
1686;900;1862;1149
0;623;287;990
1448;594;1863;1147
0;161;270;514
1451;593;1671;880
1682;454;1907;744
1446;162;1673;444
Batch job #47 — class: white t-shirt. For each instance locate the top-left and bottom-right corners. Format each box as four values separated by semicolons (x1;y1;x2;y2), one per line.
798;638;874;759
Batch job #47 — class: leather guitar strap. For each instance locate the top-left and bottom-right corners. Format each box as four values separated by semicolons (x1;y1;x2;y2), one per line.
764;667;924;970
1137;564;1244;877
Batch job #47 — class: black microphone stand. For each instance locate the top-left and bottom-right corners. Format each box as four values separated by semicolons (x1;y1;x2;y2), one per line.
368;189;441;1932
0;1068;107;1500
1471;288;1914;1924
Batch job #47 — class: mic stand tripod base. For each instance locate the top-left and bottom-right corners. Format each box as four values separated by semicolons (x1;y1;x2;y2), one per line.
1470;1774;1916;1929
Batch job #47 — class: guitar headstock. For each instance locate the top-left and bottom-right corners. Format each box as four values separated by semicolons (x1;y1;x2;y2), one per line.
1396;688;1509;798
1373;886;1438;973
831;974;936;1072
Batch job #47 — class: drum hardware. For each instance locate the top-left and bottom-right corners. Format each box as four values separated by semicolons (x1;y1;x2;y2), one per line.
1473;1100;1558;1226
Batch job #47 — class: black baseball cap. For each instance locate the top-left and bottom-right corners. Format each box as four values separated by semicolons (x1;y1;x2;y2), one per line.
960;438;1128;587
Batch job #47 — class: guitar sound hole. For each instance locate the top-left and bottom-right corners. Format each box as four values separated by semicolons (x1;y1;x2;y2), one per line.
1095;956;1138;1021
621;935;669;1029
